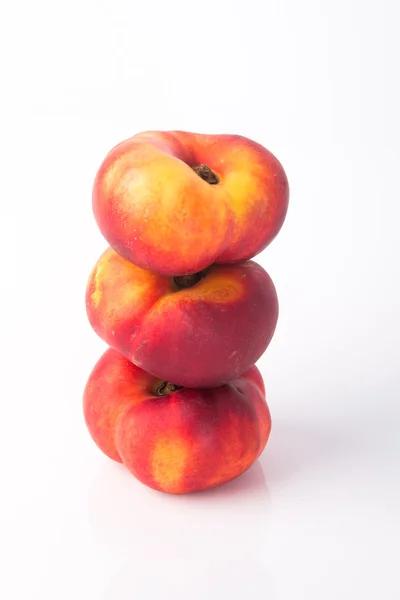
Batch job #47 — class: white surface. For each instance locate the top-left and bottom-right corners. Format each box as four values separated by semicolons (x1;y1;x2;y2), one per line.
1;1;400;598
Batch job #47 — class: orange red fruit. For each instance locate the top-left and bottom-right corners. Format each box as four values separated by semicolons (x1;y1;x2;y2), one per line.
84;130;289;493
92;130;289;276
84;348;271;494
86;247;279;388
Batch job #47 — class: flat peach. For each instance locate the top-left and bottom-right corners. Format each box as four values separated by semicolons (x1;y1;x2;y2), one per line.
92;130;289;275
83;348;271;494
86;247;279;388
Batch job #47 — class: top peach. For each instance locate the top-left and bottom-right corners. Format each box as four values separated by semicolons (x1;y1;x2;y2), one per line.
92;130;289;276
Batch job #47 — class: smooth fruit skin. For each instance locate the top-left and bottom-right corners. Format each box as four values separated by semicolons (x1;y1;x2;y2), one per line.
92;130;289;276
86;247;279;388
83;348;271;494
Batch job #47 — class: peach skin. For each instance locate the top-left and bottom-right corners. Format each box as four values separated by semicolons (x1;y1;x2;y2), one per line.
86;247;279;388
83;348;271;494
92;130;289;275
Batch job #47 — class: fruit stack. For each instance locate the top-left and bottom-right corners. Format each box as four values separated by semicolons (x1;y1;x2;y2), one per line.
83;130;289;494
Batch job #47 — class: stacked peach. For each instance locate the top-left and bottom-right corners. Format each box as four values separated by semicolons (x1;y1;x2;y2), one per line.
84;130;289;494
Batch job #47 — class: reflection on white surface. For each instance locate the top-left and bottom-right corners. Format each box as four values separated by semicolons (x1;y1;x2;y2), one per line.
89;461;270;599
103;555;270;600
1;403;399;599
80;416;399;600
88;460;269;553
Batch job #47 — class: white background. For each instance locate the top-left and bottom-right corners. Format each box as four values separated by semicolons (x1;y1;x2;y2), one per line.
1;1;399;598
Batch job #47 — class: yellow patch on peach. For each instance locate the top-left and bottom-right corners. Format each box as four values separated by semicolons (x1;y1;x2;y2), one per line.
89;250;162;328
151;435;189;490
102;163;118;197
224;170;259;216
102;157;128;197
90;262;104;308
187;275;244;304
114;278;153;318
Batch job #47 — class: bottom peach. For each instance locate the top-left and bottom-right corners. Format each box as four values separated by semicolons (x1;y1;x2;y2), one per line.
83;348;271;494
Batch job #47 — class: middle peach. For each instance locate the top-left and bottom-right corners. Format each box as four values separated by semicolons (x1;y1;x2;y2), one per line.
86;248;278;388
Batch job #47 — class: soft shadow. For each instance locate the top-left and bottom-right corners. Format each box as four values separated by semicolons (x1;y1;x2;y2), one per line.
101;554;271;600
88;458;270;563
91;418;357;599
89;461;272;600
261;417;355;484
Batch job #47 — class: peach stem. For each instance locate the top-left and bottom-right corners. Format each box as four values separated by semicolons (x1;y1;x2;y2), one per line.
173;273;204;289
156;382;183;396
192;164;219;184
